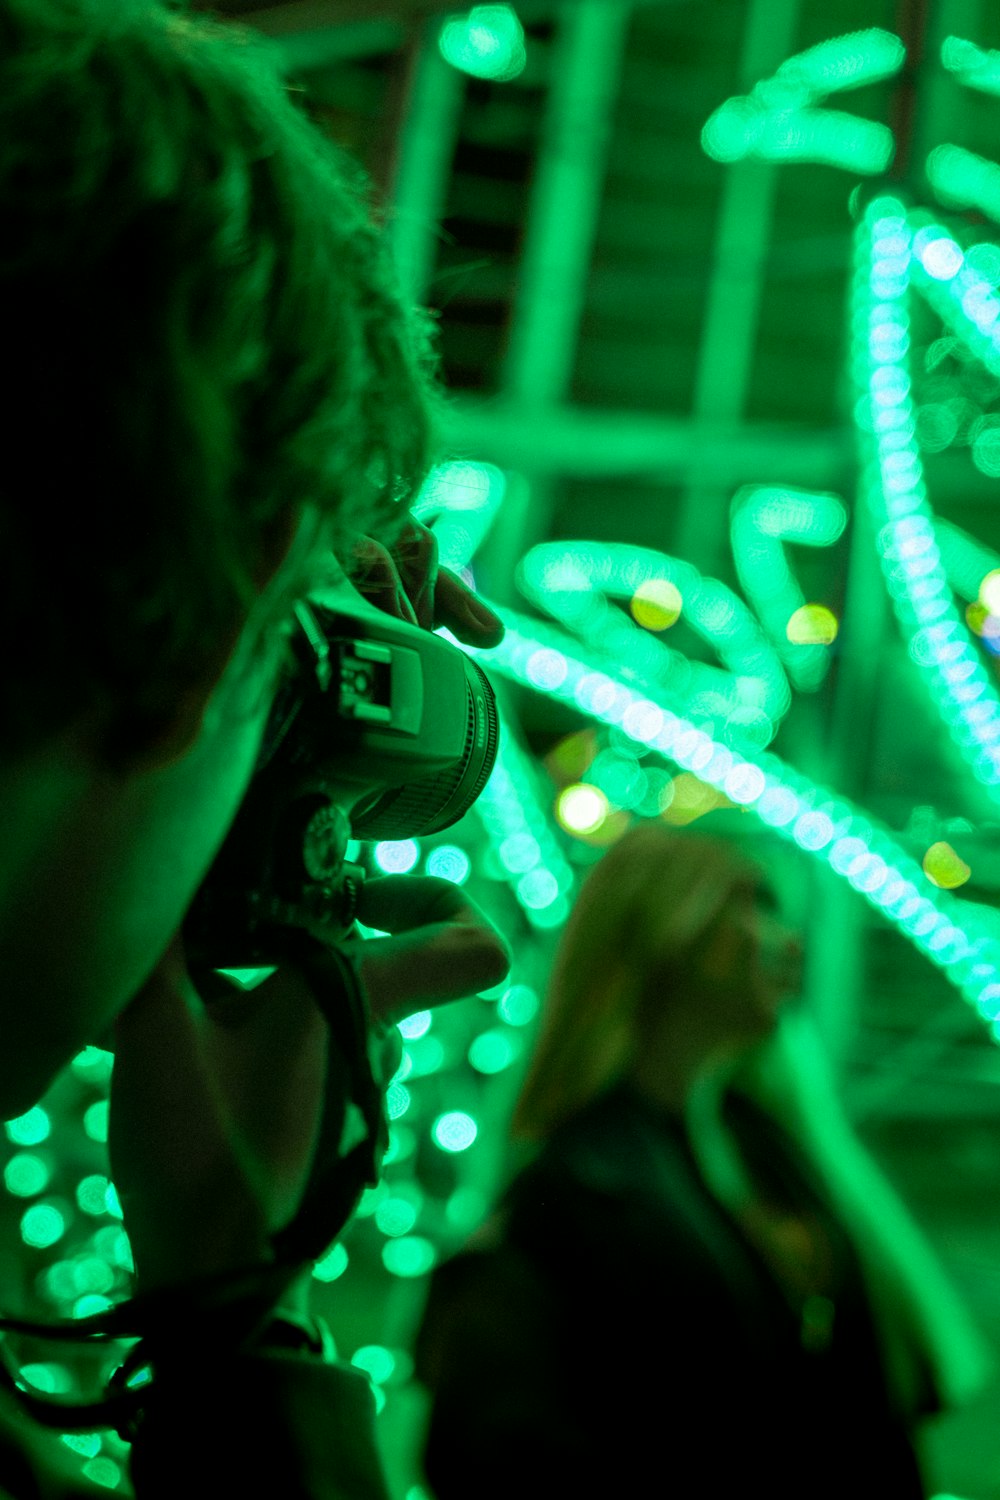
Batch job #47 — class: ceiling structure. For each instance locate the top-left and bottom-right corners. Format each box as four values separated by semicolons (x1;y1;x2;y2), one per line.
200;3;1000;1490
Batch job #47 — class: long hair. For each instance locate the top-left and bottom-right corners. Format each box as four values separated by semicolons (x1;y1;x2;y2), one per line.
513;822;991;1418
512;823;754;1140
0;0;439;754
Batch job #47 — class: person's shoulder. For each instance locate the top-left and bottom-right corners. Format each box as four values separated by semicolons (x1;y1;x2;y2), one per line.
540;1085;687;1191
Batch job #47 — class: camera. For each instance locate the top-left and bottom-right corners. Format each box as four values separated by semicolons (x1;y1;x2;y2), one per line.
184;591;500;969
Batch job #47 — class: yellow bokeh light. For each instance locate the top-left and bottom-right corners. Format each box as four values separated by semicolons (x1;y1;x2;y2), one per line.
967;600;989;635
661;773;730;825
630;579;682;631
967;598;1000;641
979;569;1000;615
545;729;597;784
556;783;609;836
922;840;971;889
786;603;839;645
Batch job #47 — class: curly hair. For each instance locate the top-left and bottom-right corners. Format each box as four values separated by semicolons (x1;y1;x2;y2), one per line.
0;0;440;752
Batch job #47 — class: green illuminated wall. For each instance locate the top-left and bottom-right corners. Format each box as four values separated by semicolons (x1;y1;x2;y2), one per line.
7;6;1000;1497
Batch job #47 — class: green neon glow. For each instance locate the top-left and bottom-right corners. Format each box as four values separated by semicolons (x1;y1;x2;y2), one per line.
381;1236;436;1278
70;1257;114;1295
468;1028;519;1073
850;201;1000;799
556;780;610;832
20;1204;67;1250
438;6;526;83
351;1345;397;1385
926;144;1000;224
730;486;847;691
432;1111;478;1152
373;839;421;874
403;1035;445;1078
16;1364;71;1395
424;844;471;884
82;1101;108;1144
387;1083;411;1120
5;1108;51;1146
4;1154;50;1198
767;28;906;98
941;35;1000;97
375;1195;419;1237
312;1243;349;1283
473;713;575;930
497;983;539;1026
414;460;507;571
702;29;902;172
417;460;573;924
61;1435;101;1459
518;542;789;750
75;1174;110;1216
462;608;1000;1033
80;1458;121;1490
935;520;1000;603
585;749;648;811
910;216;1000;375
397;1010;432;1040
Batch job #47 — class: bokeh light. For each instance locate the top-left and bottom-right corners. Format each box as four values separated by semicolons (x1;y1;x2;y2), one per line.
374;840;421;874
375;1197;419;1238
630;578;683;630
498;985;540;1026
398;1010;432;1041
313;1243;349;1283
432;1111;479;1153
468;1029;520;1074
425;845;471;884
82;1102;108;1145
351;1345;396;1385
5;1108;50;1147
922;841;972;889
786;604;839;645
979;570;1000;616
382;1236;437;1278
20;1204;67;1250
4;1154;50;1198
439;5;526;83
555;782;609;835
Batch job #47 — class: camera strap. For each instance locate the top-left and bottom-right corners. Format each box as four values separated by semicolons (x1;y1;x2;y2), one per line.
0;929;387;1432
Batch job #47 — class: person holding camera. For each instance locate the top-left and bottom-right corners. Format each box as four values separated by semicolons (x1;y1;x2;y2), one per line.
417;823;990;1497
0;1;510;1494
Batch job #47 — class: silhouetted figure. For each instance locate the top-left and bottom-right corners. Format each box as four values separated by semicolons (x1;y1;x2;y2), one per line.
418;824;988;1498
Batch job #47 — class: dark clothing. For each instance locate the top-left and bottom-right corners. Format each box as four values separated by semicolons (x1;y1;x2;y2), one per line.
417;1086;925;1498
0;942;391;1500
129;1354;388;1499
0;1356;388;1500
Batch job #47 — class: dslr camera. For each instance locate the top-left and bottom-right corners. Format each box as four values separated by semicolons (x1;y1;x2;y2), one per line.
185;590;499;969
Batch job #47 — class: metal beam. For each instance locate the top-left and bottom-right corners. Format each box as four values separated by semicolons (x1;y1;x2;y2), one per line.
673;0;803;576
481;0;632;601
500;0;630;406
442;399;852;482
387;25;466;304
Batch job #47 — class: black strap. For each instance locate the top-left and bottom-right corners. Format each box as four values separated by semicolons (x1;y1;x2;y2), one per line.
0;928;387;1431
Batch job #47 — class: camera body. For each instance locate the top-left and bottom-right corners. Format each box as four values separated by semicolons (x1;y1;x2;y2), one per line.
185;591;499;968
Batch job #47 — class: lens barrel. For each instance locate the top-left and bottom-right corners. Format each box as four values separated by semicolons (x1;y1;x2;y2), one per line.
350;654;499;840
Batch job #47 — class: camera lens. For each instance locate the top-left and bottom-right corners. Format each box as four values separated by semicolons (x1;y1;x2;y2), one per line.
350;656;499;840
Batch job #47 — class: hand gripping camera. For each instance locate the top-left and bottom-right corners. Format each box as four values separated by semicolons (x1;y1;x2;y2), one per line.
0;592;503;1433
184;590;500;969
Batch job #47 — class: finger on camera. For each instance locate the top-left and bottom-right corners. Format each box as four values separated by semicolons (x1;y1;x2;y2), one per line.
354;874;490;934
433;568;504;646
